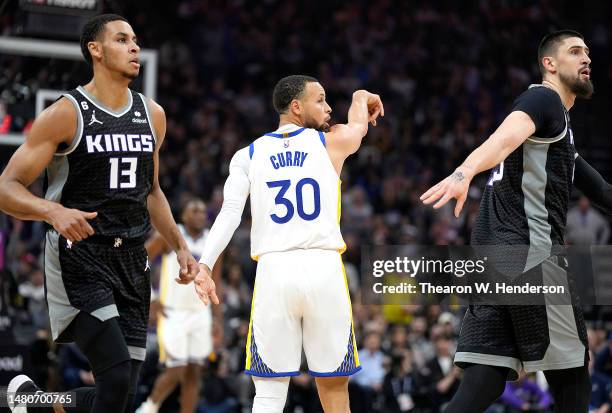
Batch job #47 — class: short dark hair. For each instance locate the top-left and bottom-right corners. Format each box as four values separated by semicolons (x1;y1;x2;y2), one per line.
538;30;584;75
80;14;129;65
272;75;319;114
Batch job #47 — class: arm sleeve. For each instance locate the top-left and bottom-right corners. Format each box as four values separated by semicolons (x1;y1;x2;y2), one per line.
511;87;566;141
574;155;612;215
199;147;250;269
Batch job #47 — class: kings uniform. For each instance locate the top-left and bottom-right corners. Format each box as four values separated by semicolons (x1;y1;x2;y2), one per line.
43;86;155;361
455;85;588;379
244;124;360;377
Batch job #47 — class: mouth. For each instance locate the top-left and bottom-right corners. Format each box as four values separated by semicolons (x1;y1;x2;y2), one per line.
130;59;140;68
579;67;591;78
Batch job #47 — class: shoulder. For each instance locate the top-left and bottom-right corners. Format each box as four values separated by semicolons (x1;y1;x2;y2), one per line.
28;96;77;144
230;146;251;170
42;96;79;122
513;86;563;109
140;95;166;141
141;95;165;121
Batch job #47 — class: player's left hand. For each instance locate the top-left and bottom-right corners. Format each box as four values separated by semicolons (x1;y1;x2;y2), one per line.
420;167;473;217
175;249;199;284
194;263;220;306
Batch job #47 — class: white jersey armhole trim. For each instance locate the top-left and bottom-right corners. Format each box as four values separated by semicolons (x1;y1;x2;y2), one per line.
138;93;157;143
55;94;83;156
526;118;568;144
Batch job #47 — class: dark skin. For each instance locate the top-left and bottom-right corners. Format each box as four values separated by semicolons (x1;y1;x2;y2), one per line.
0;20;199;282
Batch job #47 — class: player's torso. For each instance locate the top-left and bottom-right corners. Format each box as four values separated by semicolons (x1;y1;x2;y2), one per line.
248;125;345;258
160;224;209;310
473;112;576;248
44;86;156;238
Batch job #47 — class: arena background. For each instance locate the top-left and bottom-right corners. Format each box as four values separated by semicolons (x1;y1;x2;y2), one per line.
1;1;612;412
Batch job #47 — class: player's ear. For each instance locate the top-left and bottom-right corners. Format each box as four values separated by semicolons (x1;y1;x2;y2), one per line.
542;56;556;74
289;99;302;116
88;41;103;62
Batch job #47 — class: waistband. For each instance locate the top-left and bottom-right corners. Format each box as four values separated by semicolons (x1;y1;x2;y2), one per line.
48;230;145;248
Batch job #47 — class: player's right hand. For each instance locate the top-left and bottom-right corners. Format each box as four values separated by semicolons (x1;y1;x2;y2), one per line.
47;206;97;242
420;167;472;217
356;90;385;126
194;263;220;306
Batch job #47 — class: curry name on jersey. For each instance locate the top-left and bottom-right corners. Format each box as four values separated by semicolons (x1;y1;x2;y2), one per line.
248;125;346;258
44;86;156;238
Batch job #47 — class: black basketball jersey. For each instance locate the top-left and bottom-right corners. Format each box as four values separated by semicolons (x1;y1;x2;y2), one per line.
44;86;156;238
472;85;576;270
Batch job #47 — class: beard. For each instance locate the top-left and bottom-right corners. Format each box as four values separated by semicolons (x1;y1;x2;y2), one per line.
560;71;594;99
304;114;331;132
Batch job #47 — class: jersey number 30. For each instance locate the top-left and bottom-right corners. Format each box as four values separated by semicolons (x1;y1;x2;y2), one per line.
267;178;321;223
109;157;137;189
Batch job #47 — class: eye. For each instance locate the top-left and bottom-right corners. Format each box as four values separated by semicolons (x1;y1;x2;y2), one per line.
118;38;126;43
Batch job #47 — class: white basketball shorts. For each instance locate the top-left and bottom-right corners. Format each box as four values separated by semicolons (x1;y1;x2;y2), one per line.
245;249;360;377
157;306;212;367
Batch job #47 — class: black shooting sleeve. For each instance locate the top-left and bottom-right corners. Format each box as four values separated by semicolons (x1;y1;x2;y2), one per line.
574;155;612;215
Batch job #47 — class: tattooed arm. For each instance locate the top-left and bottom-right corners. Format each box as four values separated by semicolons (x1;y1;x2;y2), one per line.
420;111;536;217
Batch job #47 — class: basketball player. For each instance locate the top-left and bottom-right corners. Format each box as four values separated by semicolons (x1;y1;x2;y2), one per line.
193;75;383;412
136;198;221;413
0;14;203;412
421;31;611;413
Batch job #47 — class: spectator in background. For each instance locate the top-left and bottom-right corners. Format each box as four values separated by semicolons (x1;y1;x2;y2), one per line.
354;331;387;410
499;371;553;412
566;196;610;245
420;332;460;412
17;268;47;331
407;314;434;368
590;350;611;413
596;337;612;378
197;353;238;413
383;349;429;412
59;343;95;390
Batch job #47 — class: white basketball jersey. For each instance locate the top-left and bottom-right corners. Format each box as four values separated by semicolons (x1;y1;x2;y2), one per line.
248;124;346;258
159;224;210;310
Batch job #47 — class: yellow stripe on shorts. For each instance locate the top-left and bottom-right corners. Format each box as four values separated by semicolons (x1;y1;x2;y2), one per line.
245;282;258;370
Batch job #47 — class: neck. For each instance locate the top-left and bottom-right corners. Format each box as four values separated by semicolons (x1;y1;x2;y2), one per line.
84;67;131;111
278;115;304;129
541;78;575;110
186;226;203;239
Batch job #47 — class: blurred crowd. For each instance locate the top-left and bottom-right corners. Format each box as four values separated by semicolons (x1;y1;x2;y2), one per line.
2;0;612;412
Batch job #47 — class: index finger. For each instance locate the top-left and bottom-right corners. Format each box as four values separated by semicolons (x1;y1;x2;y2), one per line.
433;192;452;209
210;290;220;305
174;277;190;285
420;182;443;201
78;218;94;236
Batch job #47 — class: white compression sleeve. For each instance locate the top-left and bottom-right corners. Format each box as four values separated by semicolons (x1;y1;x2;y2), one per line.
252;376;290;413
199;147;250;269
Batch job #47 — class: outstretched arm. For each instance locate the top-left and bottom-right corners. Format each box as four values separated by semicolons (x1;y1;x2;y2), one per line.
145;99;197;283
325;90;384;175
195;148;250;305
574;155;612;215
420;110;536;217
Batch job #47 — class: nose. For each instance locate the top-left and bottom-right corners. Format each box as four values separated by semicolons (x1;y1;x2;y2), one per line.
325;102;332;114
131;41;140;54
582;52;591;65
